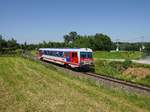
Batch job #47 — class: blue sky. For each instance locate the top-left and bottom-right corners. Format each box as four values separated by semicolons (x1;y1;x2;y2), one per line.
0;0;150;43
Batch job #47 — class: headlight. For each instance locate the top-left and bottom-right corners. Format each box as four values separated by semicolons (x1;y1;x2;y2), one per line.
91;61;94;65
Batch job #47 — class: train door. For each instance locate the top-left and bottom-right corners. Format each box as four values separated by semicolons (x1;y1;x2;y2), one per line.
64;52;71;62
71;52;78;64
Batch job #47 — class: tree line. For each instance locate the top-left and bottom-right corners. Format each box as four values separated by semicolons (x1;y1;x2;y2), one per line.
63;32;113;51
0;32;150;54
0;35;19;54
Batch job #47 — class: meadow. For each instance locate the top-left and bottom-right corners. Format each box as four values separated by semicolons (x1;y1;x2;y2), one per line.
94;51;143;59
0;56;150;112
94;60;150;86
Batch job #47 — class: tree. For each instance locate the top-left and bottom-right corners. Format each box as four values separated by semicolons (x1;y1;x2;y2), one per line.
69;31;78;42
63;31;78;46
7;38;17;50
0;35;3;51
63;35;70;45
94;33;112;51
0;35;7;52
144;43;150;55
23;41;27;50
74;35;92;48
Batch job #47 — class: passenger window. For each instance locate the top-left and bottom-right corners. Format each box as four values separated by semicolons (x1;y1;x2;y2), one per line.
64;52;70;57
52;51;56;56
44;50;47;55
56;51;59;57
59;52;63;57
49;51;52;56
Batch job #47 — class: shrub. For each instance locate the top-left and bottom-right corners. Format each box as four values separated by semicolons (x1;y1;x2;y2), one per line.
123;59;132;69
109;61;124;71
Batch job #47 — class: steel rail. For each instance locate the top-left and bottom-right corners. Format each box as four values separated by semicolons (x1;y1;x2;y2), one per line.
85;72;150;92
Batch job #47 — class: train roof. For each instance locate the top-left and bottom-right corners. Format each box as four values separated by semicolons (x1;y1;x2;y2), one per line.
39;48;93;52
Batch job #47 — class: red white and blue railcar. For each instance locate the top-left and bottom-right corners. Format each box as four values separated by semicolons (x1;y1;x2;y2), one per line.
37;48;94;70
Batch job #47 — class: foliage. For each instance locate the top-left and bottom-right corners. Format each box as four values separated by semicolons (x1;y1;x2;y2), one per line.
95;60;150;86
122;59;132;69
118;42;140;51
0;35;19;54
73;33;112;51
116;42;150;52
94;33;112;51
20;32;113;51
1;32;150;53
143;43;150;56
63;31;78;46
95;60;124;79
109;61;125;71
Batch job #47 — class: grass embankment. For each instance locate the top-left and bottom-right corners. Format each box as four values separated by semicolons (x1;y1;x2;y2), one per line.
95;60;150;86
94;51;143;59
0;57;150;112
30;50;37;56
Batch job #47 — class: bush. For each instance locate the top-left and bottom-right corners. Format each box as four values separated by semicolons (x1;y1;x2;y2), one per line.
123;59;132;69
109;61;124;71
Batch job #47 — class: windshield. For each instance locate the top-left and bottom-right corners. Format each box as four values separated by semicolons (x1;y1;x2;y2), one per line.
80;52;92;58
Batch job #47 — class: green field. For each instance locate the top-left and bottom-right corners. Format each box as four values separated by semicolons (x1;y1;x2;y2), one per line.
94;51;143;59
94;60;150;86
0;56;150;112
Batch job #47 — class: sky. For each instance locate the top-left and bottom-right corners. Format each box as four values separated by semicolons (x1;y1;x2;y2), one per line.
0;0;150;43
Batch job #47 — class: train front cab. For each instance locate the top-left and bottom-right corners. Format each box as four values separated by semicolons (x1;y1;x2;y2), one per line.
79;51;95;71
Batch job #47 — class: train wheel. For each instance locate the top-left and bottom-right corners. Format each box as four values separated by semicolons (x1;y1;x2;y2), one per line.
64;64;70;68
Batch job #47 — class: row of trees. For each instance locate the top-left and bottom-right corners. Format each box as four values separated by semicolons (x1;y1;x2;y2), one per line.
0;32;150;54
63;32;150;52
63;32;113;51
0;35;19;53
117;42;142;51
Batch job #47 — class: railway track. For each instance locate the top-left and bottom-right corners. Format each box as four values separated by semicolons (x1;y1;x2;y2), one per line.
22;53;150;94
85;72;150;93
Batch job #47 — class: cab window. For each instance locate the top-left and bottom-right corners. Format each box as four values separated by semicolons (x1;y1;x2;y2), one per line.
80;52;92;58
80;52;87;58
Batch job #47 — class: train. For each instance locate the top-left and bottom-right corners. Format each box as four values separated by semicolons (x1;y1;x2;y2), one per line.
37;48;94;71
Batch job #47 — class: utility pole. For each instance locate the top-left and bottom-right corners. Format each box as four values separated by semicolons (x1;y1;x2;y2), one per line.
140;36;145;51
116;39;120;52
